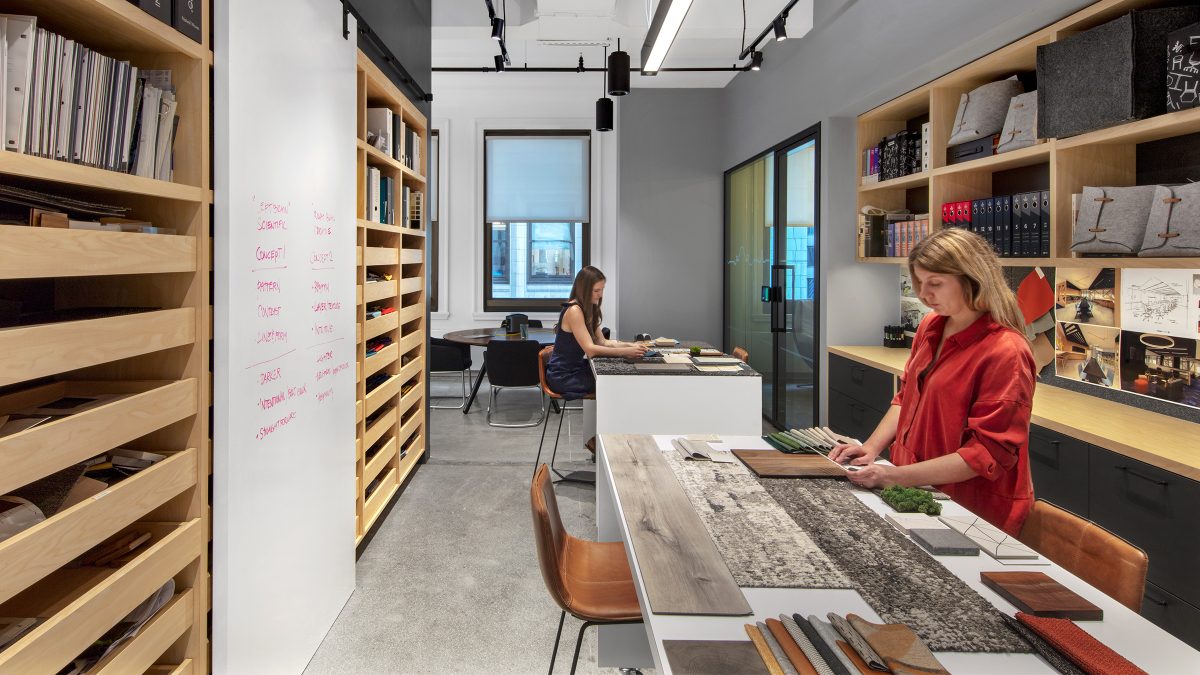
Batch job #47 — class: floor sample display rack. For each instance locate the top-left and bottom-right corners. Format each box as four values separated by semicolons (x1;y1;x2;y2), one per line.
0;1;210;673
354;50;427;544
855;0;1200;270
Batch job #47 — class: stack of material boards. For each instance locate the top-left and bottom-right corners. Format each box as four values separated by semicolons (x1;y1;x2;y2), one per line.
353;49;428;544
0;1;211;673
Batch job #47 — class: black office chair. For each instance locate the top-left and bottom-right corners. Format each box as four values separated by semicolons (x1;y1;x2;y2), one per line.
430;337;472;409
484;339;546;428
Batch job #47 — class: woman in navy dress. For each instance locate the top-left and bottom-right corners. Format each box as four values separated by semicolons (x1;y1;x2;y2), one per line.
546;266;646;399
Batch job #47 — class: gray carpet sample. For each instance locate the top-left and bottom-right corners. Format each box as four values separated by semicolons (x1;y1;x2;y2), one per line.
762;478;1031;654
662;452;853;589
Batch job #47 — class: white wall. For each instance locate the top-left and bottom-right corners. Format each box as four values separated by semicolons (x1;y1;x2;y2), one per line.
213;1;357;672
429;72;620;341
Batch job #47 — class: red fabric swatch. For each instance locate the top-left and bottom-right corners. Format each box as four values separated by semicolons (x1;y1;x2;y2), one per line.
1015;612;1147;675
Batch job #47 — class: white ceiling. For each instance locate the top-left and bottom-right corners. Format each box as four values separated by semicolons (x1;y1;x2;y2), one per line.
433;0;811;88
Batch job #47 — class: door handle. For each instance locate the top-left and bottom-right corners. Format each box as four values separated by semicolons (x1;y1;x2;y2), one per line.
1116;465;1169;487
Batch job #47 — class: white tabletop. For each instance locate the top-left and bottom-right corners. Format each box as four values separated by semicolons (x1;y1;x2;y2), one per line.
597;434;1200;675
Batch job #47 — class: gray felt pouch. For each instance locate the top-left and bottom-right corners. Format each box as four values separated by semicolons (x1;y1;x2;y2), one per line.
948;77;1025;146
1140;184;1200;256
997;91;1038;154
1071;185;1156;254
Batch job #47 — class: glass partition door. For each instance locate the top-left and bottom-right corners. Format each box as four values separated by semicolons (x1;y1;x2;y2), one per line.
725;125;820;429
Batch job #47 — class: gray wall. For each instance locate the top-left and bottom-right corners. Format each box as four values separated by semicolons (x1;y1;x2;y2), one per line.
618;89;726;346
355;0;432;117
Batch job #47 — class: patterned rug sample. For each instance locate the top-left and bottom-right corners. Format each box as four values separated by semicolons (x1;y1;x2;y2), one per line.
662;452;853;590
760;478;1031;654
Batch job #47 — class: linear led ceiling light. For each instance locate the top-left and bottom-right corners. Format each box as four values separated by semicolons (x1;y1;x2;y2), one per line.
639;0;694;76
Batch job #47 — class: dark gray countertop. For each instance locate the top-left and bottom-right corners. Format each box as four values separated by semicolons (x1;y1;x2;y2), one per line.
590;342;760;377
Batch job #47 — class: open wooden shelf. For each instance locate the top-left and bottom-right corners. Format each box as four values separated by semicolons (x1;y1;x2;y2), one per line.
353;48;427;544
0;380;198;496
0;308;196;386
856;0;1200;263
0;448;196;606
0;226;198;279
858;171;929;193
0;3;212;670
0;520;202;674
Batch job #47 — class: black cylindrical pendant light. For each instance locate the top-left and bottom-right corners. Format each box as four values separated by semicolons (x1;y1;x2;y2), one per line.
597;46;614;132
491;17;505;40
608;39;630;96
596;97;614;131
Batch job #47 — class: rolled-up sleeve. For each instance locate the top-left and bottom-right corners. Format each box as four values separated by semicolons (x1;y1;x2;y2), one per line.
957;348;1035;480
958;398;1032;480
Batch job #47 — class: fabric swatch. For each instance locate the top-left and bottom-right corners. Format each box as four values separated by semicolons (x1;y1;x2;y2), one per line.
809;615;862;675
836;641;875;675
847;614;950;675
793;614;852;675
766;618;819;675
661;452;852;589
1000;614;1085;675
747;623;786;675
759;621;800;675
827;613;887;671
781;615;837;675
1015;612;1148;675
763;479;1030;653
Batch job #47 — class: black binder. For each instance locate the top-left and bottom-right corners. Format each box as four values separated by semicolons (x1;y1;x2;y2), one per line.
995;195;1011;257
984;198;996;254
1039;190;1051;257
134;0;171;24
971;199;981;237
173;0;203;42
1014;193;1028;257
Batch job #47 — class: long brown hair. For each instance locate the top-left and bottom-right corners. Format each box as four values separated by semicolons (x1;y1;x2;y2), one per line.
908;228;1027;338
568;266;605;336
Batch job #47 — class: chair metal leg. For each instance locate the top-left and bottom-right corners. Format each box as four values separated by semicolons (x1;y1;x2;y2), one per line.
487;385;546;428
550;408;594;486
430;368;470;409
533;400;555;480
569;620;595;675
548;610;566;675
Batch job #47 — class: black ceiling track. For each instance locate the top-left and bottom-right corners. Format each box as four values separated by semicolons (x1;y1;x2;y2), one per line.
342;0;433;103
433;66;748;73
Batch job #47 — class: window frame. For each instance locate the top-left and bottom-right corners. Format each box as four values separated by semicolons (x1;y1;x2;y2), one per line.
482;129;592;313
429;129;440;312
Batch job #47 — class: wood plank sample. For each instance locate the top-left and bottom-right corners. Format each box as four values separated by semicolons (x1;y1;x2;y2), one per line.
980;571;1103;620
663;640;768;675
732;449;848;478
603;434;752;616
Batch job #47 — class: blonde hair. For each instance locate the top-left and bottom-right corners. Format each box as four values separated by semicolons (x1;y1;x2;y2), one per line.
908;228;1027;339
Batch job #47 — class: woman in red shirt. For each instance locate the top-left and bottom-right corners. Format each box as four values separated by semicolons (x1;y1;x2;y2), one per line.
829;227;1037;536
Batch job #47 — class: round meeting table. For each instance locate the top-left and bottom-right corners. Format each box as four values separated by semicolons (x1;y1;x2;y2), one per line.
441;326;558;414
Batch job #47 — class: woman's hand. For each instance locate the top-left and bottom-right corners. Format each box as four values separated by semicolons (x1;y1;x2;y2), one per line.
828;442;876;466
621;344;648;358
846;463;898;489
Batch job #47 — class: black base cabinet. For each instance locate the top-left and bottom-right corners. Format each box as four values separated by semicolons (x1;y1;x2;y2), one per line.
828;355;894;449
1143;582;1200;651
1028;425;1090;518
1089;447;1200;610
829;389;887;446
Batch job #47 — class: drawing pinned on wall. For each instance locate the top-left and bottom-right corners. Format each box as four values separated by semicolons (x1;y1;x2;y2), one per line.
1119;330;1200;409
899;267;932;330
1121;269;1191;337
1055;322;1121;389
1055;268;1117;327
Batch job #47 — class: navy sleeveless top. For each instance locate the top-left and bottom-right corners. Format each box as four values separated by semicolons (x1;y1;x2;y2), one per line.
545;302;595;399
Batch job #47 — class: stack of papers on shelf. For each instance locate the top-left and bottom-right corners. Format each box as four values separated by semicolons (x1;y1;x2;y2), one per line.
692;356;744;366
695;365;742;373
670;438;735;463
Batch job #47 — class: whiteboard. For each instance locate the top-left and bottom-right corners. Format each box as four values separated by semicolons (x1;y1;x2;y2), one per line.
213;1;357;673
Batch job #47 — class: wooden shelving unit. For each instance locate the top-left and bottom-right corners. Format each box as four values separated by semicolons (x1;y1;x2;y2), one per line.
854;0;1200;270
0;2;210;674
353;50;428;544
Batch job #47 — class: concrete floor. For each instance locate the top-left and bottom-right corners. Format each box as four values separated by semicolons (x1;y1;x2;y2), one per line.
304;374;638;675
